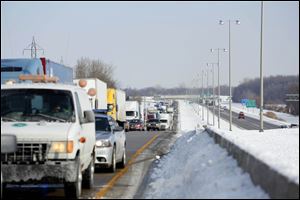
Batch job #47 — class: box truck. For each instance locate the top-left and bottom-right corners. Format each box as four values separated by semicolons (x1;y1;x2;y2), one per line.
107;88;126;127
1;58;73;84
74;78;107;110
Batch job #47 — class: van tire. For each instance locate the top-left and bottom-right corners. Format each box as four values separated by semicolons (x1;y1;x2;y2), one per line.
83;156;94;189
64;156;82;199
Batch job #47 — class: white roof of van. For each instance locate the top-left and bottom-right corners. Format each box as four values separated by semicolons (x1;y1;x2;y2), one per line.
1;83;80;91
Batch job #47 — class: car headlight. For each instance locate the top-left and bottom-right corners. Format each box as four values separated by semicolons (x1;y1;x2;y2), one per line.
50;141;73;153
96;140;112;147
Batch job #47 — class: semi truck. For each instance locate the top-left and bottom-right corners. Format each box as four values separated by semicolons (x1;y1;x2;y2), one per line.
125;101;140;121
1;58;73;84
73;78;107;110
107;88;126;127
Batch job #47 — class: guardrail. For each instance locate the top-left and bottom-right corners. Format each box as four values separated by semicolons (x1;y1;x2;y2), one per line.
205;126;299;199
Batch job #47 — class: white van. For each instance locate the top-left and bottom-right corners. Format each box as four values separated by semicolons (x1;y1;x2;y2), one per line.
1;83;96;199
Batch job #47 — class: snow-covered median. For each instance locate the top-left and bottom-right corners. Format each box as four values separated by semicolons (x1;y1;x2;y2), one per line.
143;101;269;199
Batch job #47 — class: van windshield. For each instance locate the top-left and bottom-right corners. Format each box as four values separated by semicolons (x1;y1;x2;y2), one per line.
1;89;75;122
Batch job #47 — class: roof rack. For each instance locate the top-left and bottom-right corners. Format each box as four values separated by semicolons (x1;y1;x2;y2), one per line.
19;74;59;83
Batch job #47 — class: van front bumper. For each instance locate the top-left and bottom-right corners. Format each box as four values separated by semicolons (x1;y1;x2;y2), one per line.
1;160;78;183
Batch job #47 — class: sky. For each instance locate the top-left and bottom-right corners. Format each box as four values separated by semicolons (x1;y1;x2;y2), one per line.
1;1;299;89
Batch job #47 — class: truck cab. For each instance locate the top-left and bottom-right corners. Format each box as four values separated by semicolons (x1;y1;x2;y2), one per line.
1;81;96;199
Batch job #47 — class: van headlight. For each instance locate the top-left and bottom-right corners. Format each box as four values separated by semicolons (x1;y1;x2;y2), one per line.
50;141;73;153
96;140;112;147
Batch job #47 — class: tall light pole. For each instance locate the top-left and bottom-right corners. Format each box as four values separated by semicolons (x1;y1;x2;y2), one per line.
259;1;264;132
219;19;240;131
202;69;205;121
211;64;215;126
206;63;210;125
210;48;227;129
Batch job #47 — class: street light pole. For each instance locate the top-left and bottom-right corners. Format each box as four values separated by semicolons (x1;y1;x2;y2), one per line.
259;1;264;132
217;49;220;128
212;64;215;126
202;69;204;121
206;63;209;125
211;48;227;129
219;19;240;131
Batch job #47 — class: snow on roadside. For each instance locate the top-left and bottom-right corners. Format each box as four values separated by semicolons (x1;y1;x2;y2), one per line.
209;126;299;185
143;100;269;199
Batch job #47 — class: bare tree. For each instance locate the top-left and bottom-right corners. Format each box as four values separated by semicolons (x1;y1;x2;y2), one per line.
75;57;118;88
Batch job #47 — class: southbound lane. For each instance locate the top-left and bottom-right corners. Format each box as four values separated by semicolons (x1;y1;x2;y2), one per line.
2;131;159;199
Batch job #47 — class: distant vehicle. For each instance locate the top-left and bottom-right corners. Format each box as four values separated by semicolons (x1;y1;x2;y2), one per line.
280;125;288;128
1;58;73;84
107;89;126;128
94;114;126;173
146;119;161;131
166;107;174;114
238;112;245;119
1;79;96;199
290;124;299;128
125;101;140;121
159;113;172;131
129;119;145;131
74;78;107;110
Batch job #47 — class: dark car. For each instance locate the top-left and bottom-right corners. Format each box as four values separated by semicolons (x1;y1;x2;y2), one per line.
238;112;245;119
146;119;161;131
129;119;145;131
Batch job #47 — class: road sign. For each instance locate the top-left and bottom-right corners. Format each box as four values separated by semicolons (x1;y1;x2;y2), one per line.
241;99;256;108
246;100;256;108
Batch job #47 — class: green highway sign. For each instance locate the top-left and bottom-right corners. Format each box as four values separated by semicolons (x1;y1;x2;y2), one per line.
246;100;256;108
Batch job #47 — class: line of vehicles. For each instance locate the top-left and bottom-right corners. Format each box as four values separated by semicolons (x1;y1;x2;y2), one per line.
1;58;154;199
125;99;175;132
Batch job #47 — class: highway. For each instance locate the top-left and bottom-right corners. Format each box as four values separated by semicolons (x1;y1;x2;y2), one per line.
208;107;282;130
2;130;176;199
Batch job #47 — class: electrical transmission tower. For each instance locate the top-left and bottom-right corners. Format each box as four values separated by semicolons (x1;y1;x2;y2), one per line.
23;36;45;58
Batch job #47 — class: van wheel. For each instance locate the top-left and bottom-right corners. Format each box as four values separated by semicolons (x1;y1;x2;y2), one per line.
64;156;82;199
83;155;94;189
109;147;116;173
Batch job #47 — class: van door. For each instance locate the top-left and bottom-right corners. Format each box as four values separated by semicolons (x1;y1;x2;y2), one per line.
75;91;95;169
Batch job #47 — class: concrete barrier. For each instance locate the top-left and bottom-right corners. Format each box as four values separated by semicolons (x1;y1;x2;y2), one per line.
205;127;299;199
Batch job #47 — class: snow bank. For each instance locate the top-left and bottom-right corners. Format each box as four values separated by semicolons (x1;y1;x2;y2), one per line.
143;100;269;198
143;129;268;199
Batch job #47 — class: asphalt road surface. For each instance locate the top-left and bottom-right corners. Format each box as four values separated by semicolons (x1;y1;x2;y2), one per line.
208;107;282;130
2;130;166;199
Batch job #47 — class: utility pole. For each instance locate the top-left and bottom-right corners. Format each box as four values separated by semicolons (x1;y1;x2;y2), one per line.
23;36;45;58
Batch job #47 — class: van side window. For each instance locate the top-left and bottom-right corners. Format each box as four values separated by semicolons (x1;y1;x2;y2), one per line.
75;92;83;123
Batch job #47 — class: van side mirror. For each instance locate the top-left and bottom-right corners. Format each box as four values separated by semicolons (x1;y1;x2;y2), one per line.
83;110;95;123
